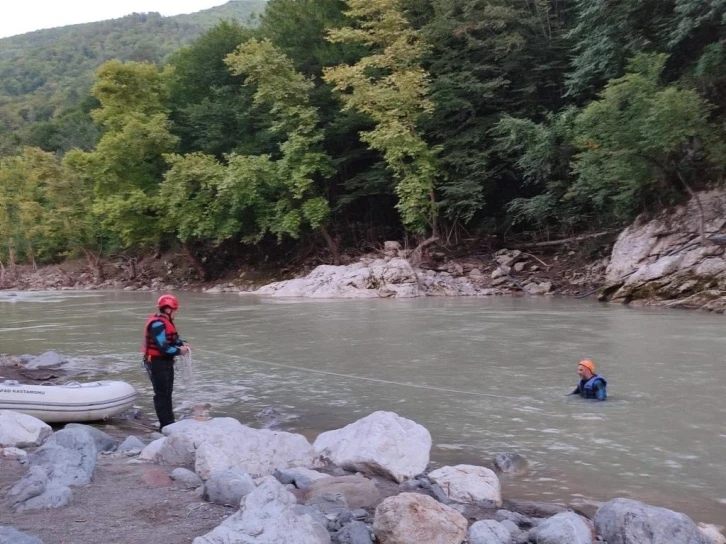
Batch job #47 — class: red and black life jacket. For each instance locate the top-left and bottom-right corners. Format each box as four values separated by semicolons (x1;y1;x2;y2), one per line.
142;313;179;359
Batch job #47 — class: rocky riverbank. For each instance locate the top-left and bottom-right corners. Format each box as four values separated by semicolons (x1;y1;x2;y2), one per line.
2;409;724;544
598;189;726;312
3;188;726;310
0;242;609;300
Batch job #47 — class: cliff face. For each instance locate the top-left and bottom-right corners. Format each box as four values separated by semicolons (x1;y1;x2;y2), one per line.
600;190;726;312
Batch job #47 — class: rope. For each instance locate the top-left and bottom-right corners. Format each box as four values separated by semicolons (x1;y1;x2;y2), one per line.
177;349;195;386
194;347;536;402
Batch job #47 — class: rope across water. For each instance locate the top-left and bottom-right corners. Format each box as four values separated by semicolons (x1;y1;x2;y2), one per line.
193;347;535;402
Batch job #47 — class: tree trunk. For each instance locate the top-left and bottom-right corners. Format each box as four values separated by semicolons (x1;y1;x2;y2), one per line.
8;245;17;280
319;226;341;265
81;247;105;282
512;230;618;248
409;236;439;266
429;189;439;240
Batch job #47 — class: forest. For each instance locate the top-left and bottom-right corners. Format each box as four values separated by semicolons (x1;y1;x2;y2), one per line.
0;0;724;280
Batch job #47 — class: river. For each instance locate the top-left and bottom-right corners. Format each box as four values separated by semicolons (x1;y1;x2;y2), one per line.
1;290;724;524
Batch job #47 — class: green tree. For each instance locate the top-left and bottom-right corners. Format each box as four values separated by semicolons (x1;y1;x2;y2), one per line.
0;147;101;280
165;21;267;158
323;0;441;237
565;0;669;95
159;39;337;269
260;0;363;76
420;0;574;229
0;149;47;273
492;109;582;231
570;54;725;239
74;61;178;250
226;39;335;251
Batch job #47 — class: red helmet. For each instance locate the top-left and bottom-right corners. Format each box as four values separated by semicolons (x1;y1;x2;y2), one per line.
157;294;179;310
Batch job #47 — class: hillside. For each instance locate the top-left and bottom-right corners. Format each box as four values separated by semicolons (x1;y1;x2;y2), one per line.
0;0;267;151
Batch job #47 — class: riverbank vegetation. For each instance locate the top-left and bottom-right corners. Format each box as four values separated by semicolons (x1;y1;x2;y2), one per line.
1;0;725;282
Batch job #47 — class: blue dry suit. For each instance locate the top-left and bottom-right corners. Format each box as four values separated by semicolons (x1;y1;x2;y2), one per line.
148;320;184;358
571;374;607;401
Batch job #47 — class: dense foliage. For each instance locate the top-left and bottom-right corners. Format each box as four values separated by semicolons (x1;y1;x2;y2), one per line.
0;1;267;155
1;0;725;277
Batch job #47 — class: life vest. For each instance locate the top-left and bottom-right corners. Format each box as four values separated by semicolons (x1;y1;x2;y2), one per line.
579;375;607;399
142;313;179;360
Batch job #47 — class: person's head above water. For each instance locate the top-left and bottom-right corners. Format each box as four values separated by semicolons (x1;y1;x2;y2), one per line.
578;359;595;379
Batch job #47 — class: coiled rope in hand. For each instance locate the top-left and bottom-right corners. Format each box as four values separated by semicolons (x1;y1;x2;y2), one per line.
177;349;195;385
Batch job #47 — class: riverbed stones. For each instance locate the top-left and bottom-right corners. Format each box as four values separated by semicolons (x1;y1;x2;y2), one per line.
5;427;96;512
64;423;117;452
334;520;373;544
373;492;468;544
22;351;66;370
192;477;331;544
276;467;331;488
492;452;529;475
313;411;431;483
170;467;203;489
0;411;52;448
117;435;146;453
202;469;255;506
530;511;594;544
467;519;511;544
594;498;712;544
427;464;502;507
302;475;381;510
30;428;97;487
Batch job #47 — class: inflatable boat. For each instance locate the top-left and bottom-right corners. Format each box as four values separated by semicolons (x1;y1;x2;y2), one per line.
0;380;137;423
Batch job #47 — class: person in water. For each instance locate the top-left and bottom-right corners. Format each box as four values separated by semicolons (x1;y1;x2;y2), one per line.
141;294;189;430
569;359;607;401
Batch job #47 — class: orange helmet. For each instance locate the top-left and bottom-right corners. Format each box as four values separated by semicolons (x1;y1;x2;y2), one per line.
157;294;179;310
578;359;595;373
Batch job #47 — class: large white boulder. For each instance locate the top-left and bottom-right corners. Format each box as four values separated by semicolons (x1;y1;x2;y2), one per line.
193;476;330;544
139;417;315;480
313;411;431;483
373;492;467;544
255;257;488;298
594;498;712;544
427;464;502;507
0;410;52;448
601;190;726;310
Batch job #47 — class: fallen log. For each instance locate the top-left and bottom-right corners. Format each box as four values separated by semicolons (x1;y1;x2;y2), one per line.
511;230;618;248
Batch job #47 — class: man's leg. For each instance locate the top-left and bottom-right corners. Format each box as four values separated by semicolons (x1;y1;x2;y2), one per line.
146;360;175;429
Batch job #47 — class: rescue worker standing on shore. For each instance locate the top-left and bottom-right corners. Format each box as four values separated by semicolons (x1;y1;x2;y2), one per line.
569;359;607;401
142;294;189;430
